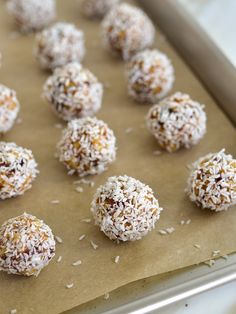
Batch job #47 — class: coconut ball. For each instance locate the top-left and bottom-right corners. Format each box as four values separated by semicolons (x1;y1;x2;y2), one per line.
81;0;120;19
7;0;56;33
91;175;162;242
102;3;155;61
127;49;175;103
0;84;20;133
0;142;39;199
43;62;103;121
58;117;116;177
34;22;85;71
186;149;236;212
0;213;55;276
146;92;207;153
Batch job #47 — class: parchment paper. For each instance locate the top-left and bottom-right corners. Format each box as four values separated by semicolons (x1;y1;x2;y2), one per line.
0;0;236;313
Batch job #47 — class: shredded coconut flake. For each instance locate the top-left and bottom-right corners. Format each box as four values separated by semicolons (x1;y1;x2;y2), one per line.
79;234;86;241
66;283;74;289
90;240;98;250
166;227;175;234
57;256;62;263
159;227;175;235
72;260;82;266
81;218;91;223
76;186;84;193
55;236;63;244
125;127;133;134
158;229;167;235
50;200;60;204
68;169;76;176
104;292;110;300
212;250;221;257
153;150;162;156
204;260;216;267
180;219;191;226
114;256;120;264
74;179;95;187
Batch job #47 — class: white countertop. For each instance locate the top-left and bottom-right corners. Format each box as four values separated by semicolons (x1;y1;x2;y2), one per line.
178;0;236;67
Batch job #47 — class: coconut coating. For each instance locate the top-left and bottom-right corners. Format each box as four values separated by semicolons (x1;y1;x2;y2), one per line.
91;175;162;242
146;92;207;153
0;213;55;276
0;84;20;133
81;0;120;19
127;49;175;103
102;3;155;61
34;22;85;71
7;0;56;33
0;142;39;199
186;150;236;212
58;117;116;177
43;62;103;121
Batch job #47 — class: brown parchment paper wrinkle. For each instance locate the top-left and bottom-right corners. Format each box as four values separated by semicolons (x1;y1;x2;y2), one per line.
0;0;236;313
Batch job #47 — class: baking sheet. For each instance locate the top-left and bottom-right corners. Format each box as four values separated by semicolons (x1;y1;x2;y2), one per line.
0;0;236;313
139;0;236;126
66;254;236;314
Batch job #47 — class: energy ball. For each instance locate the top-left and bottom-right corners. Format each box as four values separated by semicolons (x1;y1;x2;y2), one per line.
58;117;116;177
43;62;103;121
186;150;236;212
34;22;85;71
0;213;55;276
91;175;162;242
102;3;155;61
146;92;207;153
0;142;39;199
0;84;20;133
7;0;56;33
127;49;175;103
81;0;120;19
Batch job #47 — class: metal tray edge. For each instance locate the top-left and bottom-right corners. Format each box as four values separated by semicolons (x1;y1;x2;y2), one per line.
138;0;236;126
